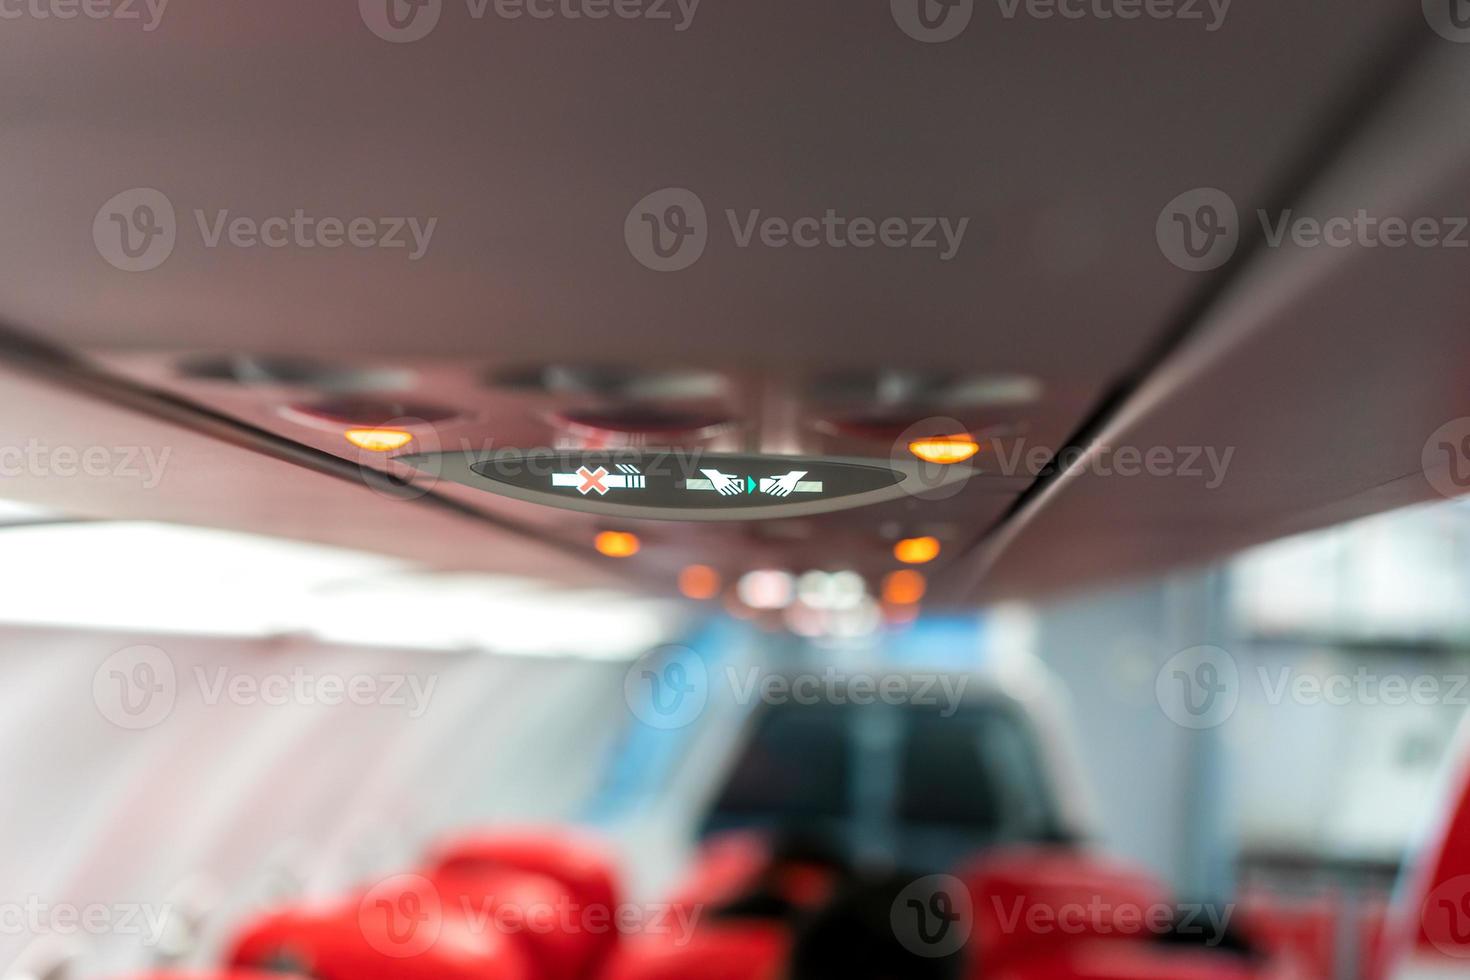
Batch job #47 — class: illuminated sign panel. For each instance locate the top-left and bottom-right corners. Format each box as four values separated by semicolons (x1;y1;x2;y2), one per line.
397;450;947;521
469;452;899;510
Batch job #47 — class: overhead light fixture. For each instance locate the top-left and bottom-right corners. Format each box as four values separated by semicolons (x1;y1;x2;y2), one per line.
908;436;980;465
797;570;867;611
678;564;722;600
893;536;941;565
737;570;796;610
344;428;415;453
594;531;641;558
882;569;927;606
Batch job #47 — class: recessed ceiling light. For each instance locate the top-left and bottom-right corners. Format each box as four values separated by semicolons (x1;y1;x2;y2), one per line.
882;569;927;605
678;564;722;600
344;428;415;452
908;436;980;465
737;570;795;610
893;536;941;564
595;531;641;558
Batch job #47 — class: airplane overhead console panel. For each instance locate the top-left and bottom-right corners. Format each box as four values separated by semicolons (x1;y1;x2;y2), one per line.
397;450;973;521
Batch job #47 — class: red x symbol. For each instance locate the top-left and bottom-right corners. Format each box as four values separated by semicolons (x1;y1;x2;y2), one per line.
577;466;610;495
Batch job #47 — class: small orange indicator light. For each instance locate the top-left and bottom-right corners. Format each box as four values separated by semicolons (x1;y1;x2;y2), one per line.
344;428;414;453
595;531;641;558
882;569;927;605
678;564;721;600
908;436;980;465
893;536;941;565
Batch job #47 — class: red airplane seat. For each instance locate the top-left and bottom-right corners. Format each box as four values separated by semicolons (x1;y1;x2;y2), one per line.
1233;891;1338;979
1358;898;1391;980
426;829;623;977
595;832;836;980
958;848;1172;973
431;862;610;980
107;974;305;980
1379;721;1470;978
662;832;772;912
427;829;621;920
596;923;789;980
997;941;1270;980
228;876;535;980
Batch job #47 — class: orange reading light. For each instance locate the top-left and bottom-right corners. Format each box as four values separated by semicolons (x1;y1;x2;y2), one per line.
595;531;641;558
678;564;722;600
882;569;927;606
893;536;941;565
344;428;414;453
908;436;980;465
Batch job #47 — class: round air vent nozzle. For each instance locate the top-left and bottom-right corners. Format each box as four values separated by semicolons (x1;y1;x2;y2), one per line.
281;397;460;429
488;363;728;402
179;354;414;393
553;406;731;438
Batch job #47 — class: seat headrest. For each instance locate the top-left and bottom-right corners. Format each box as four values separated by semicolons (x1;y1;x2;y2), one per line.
228;875;535;980
426;828;621;920
959;847;1172;970
999;941;1264;980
